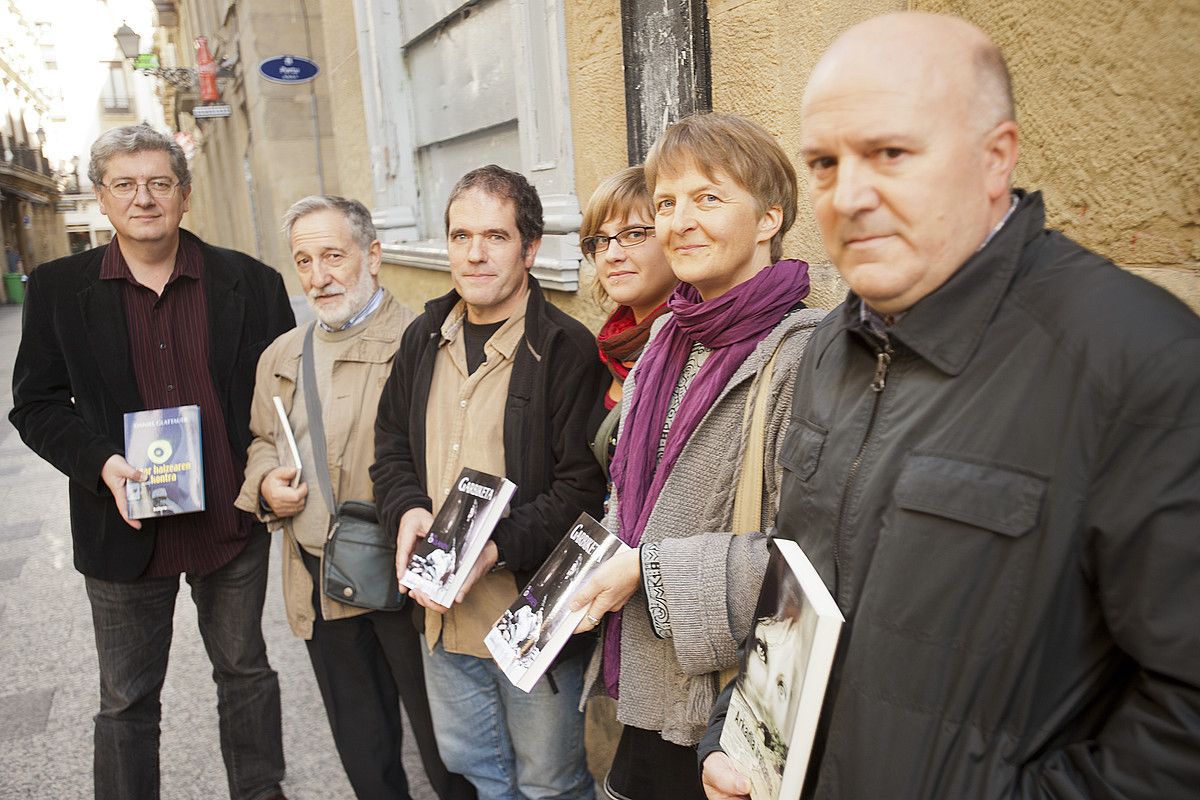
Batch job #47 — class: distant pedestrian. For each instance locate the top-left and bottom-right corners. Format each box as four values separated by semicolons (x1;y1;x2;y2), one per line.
5;243;22;273
9;123;294;800
237;195;474;800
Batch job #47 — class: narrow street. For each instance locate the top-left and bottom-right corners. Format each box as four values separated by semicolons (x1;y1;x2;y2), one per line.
0;302;434;799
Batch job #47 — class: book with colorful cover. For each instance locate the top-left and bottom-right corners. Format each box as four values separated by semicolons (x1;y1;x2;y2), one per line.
720;537;844;799
485;513;628;692
400;467;516;607
123;404;205;519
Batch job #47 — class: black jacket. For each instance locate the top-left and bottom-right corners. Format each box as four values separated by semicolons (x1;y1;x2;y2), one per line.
9;231;295;580
371;276;607;588
703;192;1200;798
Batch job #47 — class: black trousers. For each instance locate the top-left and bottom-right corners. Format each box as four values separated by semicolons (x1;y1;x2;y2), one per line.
605;724;705;800
302;550;475;800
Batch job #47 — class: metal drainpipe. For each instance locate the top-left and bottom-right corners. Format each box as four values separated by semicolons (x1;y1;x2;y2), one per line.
244;149;265;260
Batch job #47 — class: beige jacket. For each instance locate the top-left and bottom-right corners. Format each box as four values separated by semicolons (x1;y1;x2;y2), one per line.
235;291;415;638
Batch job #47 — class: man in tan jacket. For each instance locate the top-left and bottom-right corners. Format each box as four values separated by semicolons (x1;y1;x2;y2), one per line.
237;195;473;800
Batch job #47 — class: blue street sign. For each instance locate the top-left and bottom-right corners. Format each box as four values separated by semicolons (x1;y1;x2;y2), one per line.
258;55;320;84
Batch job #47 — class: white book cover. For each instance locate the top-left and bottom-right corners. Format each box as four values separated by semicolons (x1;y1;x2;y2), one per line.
400;468;516;608
272;396;302;488
485;513;627;692
720;538;844;800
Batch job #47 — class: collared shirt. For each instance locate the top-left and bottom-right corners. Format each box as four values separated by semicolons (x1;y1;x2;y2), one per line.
423;299;527;657
100;237;251;577
318;286;385;332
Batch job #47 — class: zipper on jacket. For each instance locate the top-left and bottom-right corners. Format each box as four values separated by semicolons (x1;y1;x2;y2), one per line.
832;342;893;604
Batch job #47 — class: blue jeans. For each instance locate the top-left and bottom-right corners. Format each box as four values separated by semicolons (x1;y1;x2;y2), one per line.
421;638;593;800
85;532;284;800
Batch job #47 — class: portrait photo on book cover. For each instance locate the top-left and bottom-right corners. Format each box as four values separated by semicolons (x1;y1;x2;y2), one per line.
737;556;820;775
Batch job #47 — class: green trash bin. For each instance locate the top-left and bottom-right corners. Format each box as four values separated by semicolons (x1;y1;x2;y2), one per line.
4;272;25;304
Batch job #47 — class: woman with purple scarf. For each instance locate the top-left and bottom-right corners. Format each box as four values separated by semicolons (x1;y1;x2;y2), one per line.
570;114;826;799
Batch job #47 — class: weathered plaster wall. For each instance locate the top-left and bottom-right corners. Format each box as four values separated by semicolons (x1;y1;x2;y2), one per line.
378;259;608;333
717;0;1200;311
317;0;372;205
565;0;1199;313
175;0;341;289
564;0;629;210
918;0;1199;310
707;0;902;309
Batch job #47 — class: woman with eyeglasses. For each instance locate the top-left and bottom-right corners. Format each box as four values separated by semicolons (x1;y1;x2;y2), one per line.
570;114;826;800
580;166;679;477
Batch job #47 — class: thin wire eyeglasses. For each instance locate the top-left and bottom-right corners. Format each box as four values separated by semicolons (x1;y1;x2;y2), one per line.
581;226;655;258
100;178;180;200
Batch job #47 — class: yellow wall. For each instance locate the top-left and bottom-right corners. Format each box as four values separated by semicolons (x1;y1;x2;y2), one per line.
316;0;373;205
918;0;1199;309
565;0;1200;312
378;260;609;333
170;0;342;292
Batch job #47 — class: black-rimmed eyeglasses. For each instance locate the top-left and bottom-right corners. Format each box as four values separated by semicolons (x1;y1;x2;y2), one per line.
580;226;655;257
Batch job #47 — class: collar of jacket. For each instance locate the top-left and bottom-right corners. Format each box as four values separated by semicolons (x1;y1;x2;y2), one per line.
422;272;552;361
825;189;1045;376
79;227;245;411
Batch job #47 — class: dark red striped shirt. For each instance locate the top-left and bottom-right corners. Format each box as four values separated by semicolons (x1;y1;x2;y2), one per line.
101;237;252;577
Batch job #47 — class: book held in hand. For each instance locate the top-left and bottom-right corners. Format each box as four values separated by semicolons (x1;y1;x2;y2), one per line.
124;405;205;519
400;467;516;607
720;537;844;800
272;396;302;488
485;513;628;693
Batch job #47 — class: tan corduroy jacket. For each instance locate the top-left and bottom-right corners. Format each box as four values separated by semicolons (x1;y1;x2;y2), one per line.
235;291;415;638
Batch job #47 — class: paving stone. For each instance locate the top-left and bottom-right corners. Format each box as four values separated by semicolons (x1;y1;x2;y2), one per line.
0;306;369;799
0;556;27;580
0;688;55;740
0;521;42;541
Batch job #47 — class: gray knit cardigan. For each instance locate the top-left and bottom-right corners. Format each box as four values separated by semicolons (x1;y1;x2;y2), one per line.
581;306;826;746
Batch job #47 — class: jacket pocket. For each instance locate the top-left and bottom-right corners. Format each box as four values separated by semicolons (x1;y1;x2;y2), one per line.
778;418;827;482
861;453;1046;655
893;454;1044;537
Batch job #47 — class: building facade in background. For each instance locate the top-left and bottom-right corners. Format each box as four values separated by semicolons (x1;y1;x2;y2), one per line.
148;0;341;293
139;0;1198;324
1;0;67;298
37;0;167;256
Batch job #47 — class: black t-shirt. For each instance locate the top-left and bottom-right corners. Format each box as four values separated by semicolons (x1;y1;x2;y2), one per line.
463;318;506;375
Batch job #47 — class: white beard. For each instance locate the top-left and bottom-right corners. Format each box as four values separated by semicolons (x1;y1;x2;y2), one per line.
307;266;375;328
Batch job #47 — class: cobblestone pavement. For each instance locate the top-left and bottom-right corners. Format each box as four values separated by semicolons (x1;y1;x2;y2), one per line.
0;303;435;799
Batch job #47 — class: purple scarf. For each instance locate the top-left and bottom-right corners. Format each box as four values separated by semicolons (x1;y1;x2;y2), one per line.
603;259;811;697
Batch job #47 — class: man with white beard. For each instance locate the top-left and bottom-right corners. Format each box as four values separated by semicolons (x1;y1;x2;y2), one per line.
237;196;474;800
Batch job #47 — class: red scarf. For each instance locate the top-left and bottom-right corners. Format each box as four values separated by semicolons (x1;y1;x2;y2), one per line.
596;301;670;384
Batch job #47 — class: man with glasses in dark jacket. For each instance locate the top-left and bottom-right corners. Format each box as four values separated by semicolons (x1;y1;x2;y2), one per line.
702;12;1200;800
10;124;293;800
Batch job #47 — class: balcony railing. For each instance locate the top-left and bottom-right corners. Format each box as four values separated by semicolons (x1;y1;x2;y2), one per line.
2;144;55;178
102;96;133;113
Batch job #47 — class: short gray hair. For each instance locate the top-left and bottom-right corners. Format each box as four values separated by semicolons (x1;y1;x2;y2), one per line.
88;124;190;188
281;195;377;252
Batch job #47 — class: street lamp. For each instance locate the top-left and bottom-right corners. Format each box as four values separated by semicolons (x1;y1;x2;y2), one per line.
112;23;204;92
114;23;141;60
